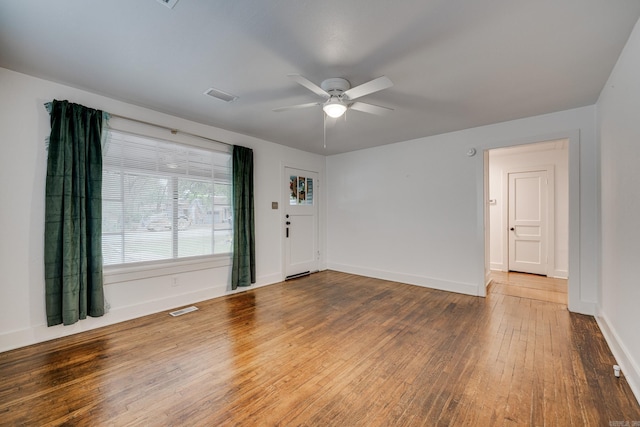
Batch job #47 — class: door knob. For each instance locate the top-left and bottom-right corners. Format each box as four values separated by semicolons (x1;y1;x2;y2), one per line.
286;221;291;225
510;227;515;231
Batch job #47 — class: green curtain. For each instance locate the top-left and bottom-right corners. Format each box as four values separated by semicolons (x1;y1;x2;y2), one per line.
231;145;256;289
44;100;106;326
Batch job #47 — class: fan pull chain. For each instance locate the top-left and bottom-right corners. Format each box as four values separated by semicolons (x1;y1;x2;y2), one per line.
323;112;327;149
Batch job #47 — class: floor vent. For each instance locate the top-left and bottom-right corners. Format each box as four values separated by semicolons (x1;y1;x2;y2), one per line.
169;306;198;317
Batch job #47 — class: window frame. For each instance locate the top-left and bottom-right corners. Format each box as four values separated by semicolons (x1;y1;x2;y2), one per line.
102;118;232;284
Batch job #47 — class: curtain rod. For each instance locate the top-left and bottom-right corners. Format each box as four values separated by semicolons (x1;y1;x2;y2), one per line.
107;112;232;148
44;102;232;148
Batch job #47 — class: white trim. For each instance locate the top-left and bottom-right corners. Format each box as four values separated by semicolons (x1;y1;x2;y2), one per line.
490;262;506;271
595;313;640;406
566;130;583;313
328;263;479;296
484;269;492;289
104;256;231;284
479;130;588;314
550;269;568;279
480;150;490;296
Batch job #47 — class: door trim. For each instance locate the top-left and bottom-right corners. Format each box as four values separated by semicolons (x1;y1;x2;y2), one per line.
479;130;593;314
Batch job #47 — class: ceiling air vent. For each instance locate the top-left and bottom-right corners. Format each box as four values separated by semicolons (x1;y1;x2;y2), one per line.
204;87;239;103
156;0;179;9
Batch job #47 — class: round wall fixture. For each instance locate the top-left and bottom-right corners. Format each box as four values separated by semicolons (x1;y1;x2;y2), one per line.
466;148;477;157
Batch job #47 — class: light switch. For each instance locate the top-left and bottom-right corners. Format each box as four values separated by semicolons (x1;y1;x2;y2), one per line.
272;202;278;209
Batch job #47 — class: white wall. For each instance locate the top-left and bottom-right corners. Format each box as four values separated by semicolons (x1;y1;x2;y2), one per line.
0;68;326;352
597;18;640;403
488;141;569;278
327;106;598;314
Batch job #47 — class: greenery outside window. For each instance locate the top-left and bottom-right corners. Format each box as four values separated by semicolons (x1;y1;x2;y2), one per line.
102;129;232;267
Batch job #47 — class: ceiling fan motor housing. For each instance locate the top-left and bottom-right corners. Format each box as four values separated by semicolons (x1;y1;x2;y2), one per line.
321;78;350;96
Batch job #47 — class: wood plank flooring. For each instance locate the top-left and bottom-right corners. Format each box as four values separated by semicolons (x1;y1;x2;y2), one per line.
489;271;568;304
1;270;638;426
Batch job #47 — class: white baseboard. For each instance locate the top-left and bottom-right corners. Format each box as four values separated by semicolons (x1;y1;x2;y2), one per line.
490;262;505;271
0;274;283;354
327;263;479;296
551;269;569;279
595;313;640;406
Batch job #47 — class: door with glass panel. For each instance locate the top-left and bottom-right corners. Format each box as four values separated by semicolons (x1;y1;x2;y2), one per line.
284;167;319;279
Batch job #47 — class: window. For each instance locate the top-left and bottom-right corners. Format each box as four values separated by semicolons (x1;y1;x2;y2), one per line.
288;174;314;205
102;129;232;266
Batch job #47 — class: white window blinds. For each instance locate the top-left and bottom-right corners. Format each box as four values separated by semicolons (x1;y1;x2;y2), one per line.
102;129;232;266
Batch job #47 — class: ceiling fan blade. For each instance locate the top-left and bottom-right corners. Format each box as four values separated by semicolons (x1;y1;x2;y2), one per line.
287;74;330;99
343;76;393;101
273;102;321;112
349;102;394;115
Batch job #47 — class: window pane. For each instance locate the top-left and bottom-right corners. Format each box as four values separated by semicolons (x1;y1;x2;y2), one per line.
306;177;313;205
125;229;172;263
102;129;232;267
178;178;213;258
127;174;171;232
103;200;123;234
289;175;297;205
102;234;123;265
213;181;232;254
214;230;232;254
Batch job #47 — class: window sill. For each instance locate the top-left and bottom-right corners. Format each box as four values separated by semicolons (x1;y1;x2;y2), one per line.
104;255;232;285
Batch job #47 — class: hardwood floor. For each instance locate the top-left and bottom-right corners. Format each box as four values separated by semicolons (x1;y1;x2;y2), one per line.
489;271;568;304
1;270;638;426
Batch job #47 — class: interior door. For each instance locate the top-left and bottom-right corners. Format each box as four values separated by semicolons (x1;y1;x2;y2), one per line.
508;170;548;275
284;167;319;279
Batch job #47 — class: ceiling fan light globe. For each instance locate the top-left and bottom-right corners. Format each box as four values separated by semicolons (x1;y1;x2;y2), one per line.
323;101;347;118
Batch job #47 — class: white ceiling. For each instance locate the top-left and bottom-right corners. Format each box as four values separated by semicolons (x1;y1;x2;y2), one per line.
1;1;639;155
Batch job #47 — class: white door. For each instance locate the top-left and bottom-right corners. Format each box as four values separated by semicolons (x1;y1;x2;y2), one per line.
508;170;548;275
284;167;319;279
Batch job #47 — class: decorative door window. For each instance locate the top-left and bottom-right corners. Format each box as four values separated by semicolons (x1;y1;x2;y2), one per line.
289;175;313;205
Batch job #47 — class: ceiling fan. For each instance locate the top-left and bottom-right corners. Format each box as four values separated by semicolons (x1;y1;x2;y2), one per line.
274;74;394;118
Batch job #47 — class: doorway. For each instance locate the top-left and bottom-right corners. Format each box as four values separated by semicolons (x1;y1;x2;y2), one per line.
486;140;569;302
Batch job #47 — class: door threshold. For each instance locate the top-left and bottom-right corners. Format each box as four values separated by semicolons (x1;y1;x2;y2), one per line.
285;271;311;280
